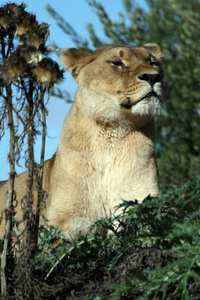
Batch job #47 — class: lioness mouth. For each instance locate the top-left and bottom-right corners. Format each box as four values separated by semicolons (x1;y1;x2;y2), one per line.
138;91;158;102
120;97;133;109
120;92;159;109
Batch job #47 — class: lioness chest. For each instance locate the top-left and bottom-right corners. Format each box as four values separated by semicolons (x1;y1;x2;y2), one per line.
46;127;158;237
82;134;158;208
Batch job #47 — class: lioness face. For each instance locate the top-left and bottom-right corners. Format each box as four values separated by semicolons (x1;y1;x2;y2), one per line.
61;44;163;124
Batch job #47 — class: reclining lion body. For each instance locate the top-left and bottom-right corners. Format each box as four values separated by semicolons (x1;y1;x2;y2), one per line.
0;44;163;238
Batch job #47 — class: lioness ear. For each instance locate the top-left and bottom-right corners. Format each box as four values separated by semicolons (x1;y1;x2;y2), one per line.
142;43;164;60
60;48;93;82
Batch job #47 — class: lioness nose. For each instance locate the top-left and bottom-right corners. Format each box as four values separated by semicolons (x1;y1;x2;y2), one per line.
139;73;161;87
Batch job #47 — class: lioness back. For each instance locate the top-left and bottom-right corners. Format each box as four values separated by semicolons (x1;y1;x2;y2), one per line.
0;157;55;236
0;44;163;238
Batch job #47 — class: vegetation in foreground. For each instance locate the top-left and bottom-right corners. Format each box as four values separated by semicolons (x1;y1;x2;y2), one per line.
2;177;199;299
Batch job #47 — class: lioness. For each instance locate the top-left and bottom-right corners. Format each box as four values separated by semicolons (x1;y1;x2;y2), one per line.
0;44;163;238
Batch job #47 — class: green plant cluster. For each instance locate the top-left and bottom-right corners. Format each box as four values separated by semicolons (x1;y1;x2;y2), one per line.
32;176;200;299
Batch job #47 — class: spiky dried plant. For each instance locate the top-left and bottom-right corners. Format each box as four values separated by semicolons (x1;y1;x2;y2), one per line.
0;3;64;298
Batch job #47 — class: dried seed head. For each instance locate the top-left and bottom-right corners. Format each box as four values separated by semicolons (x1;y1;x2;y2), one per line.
19;23;49;49
15;13;38;35
33;58;64;87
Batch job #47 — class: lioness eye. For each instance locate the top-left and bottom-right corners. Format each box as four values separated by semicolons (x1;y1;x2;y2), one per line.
108;60;126;68
150;61;159;67
148;54;159;67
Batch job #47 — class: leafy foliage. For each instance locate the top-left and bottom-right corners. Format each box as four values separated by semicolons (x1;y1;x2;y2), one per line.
30;177;200;299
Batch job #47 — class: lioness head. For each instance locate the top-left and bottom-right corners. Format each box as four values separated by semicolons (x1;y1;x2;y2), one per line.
60;44;163;127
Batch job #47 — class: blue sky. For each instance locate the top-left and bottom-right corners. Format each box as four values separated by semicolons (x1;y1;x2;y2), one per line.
0;0;147;180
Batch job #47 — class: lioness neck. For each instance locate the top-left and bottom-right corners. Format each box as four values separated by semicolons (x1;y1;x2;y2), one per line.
58;88;156;159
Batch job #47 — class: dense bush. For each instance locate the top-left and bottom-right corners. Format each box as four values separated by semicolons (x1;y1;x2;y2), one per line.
30;177;200;299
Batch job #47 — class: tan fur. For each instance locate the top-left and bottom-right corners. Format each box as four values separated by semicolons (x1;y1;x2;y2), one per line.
0;44;164;238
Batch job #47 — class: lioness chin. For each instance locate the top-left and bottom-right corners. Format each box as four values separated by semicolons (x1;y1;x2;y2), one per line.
0;44;163;238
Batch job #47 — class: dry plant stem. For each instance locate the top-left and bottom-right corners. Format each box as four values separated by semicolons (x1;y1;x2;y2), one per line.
1;85;15;298
15;80;35;300
24;80;34;252
35;88;46;248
